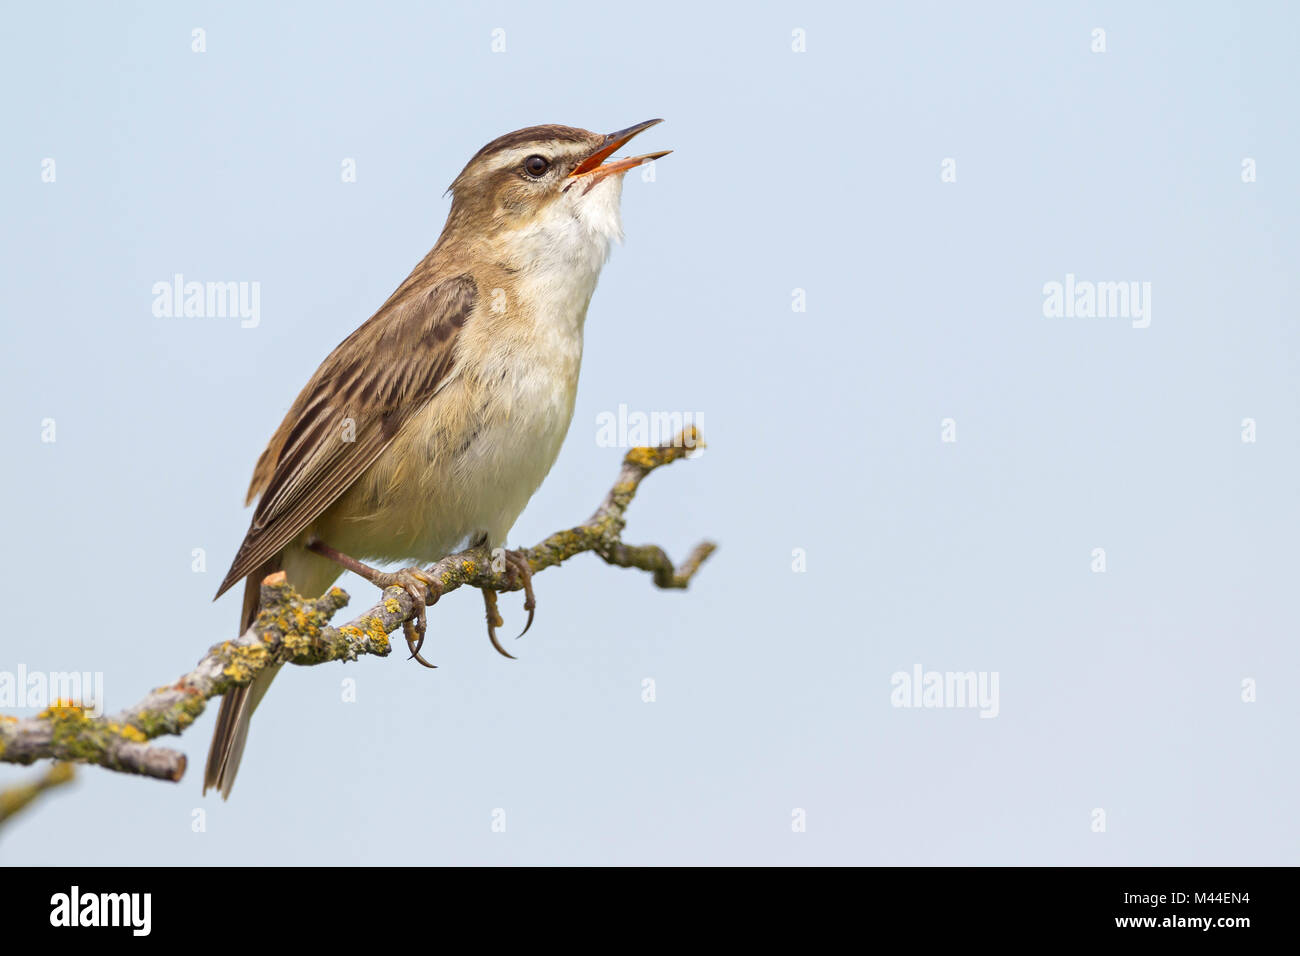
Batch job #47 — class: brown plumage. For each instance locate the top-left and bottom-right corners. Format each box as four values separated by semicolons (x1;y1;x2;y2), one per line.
214;274;477;598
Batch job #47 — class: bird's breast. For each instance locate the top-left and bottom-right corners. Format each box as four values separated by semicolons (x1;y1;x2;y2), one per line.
325;278;592;564
450;285;591;540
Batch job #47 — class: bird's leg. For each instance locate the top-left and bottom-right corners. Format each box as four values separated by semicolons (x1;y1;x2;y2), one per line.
306;537;440;668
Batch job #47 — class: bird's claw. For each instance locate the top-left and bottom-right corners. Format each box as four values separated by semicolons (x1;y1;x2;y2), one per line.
374;567;438;668
481;587;516;660
503;550;536;640
478;549;536;659
403;619;436;669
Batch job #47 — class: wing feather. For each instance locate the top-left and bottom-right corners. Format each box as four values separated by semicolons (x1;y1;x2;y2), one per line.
215;272;477;598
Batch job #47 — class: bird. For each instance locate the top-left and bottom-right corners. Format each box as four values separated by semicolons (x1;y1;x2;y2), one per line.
203;119;670;798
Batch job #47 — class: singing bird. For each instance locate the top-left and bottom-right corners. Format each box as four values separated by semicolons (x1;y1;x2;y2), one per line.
204;120;669;797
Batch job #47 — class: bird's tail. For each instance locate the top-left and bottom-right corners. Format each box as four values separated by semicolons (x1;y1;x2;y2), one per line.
203;561;281;799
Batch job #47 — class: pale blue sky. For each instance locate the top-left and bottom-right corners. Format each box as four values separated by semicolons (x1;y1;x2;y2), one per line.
1;1;1297;865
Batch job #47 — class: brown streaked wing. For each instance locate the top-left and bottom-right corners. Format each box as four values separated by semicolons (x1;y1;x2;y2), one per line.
214;273;477;599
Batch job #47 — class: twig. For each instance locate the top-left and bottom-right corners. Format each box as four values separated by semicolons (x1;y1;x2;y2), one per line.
0;763;76;827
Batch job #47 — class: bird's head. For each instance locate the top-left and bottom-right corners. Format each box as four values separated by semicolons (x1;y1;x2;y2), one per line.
445;119;669;260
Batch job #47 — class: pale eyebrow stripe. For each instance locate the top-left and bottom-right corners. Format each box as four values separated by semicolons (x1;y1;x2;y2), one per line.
484;144;583;170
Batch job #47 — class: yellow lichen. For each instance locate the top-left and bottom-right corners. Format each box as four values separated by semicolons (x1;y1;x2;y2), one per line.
221;642;272;683
363;616;391;653
624;446;662;469
107;722;147;743
41;700;89;720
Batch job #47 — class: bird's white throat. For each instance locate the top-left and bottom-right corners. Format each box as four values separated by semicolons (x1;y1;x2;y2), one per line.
514;172;625;272
507;171;626;339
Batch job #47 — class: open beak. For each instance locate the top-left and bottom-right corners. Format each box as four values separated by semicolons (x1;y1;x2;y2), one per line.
567;118;670;191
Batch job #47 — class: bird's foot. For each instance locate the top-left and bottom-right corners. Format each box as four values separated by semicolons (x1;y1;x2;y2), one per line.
371;567;441;669
479;549;536;660
502;549;537;639
307;537;440;668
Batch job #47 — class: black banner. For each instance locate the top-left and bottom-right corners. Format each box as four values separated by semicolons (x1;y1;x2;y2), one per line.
1;866;1272;941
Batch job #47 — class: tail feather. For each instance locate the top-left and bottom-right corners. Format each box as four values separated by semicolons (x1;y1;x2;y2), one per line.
203;560;279;799
203;664;282;799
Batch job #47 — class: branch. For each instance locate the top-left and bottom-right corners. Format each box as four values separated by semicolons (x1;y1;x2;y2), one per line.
0;429;714;783
0;763;76;828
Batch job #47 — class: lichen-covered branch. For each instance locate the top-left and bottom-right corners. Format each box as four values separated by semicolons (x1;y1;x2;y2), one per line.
0;429;714;784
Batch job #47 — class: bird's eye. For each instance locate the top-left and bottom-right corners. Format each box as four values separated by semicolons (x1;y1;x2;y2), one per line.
523;155;550;178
